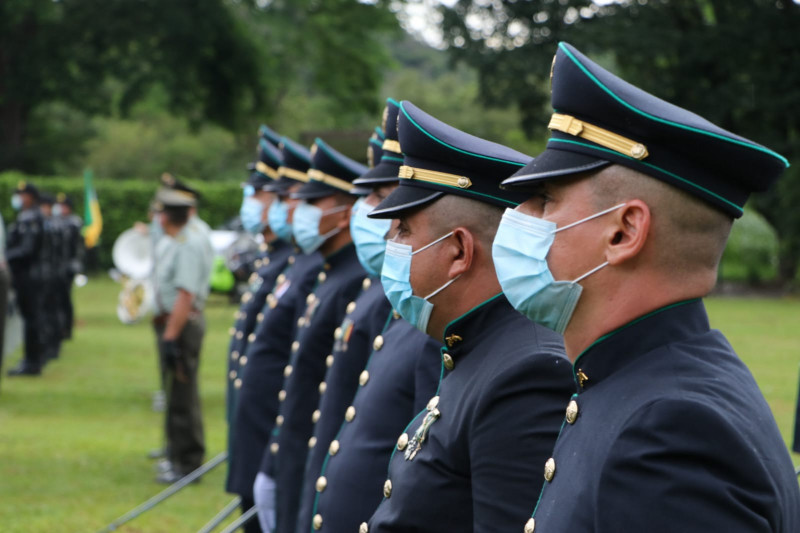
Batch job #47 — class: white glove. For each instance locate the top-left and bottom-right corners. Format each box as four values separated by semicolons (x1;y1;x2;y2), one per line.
253;472;277;532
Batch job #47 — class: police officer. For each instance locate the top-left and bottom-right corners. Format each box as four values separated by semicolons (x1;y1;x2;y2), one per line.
225;135;299;484
38;193;64;361
54;194;83;341
151;187;213;483
297;99;441;533
493;42;800;532
254;137;370;533
228;137;322;533
364;101;573;532
6;182;46;376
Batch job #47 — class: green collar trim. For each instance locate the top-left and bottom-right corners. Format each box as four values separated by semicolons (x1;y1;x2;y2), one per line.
558;42;789;167
549;138;744;215
441;293;504;344
400;102;527;167
573;298;701;370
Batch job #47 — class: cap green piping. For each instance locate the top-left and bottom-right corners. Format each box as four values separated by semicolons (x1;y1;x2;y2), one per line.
400;102;527;167
558;42;789;168
549;138;744;215
279;136;311;164
380;155;404;163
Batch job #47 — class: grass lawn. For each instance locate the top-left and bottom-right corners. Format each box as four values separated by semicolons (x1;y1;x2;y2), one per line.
0;278;798;532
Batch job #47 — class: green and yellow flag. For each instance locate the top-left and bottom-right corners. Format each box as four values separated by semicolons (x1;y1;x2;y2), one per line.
82;168;103;249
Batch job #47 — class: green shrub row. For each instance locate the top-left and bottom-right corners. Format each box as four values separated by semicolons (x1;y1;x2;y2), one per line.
1;171;242;270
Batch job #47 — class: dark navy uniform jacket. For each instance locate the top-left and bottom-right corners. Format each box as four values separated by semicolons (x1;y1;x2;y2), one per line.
258;243;367;533
227;250;324;499
294;279;392;533
367;294;572;533
6;208;45;282
226;239;295;423
526;299;800;533
301;312;441;533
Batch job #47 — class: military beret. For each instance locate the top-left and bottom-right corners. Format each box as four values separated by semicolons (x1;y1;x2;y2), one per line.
264;136;312;194
501;42;789;218
353;98;405;191
245;138;284;190
259;124;282;146
369;101;532;218
16;181;39;199
292;138;368;200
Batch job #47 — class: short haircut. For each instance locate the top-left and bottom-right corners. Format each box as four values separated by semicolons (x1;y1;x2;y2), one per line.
163;205;190;226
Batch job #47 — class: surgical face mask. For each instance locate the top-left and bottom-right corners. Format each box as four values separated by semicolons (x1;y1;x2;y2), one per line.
381;231;459;334
11;194;22;211
52;204;64;217
240;197;266;234
492;203;625;334
351;197;392;277
268;200;292;242
150;213;164;240
292;201;350;255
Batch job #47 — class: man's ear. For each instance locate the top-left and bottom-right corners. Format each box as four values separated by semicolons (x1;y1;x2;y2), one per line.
605;200;650;266
447;227;474;279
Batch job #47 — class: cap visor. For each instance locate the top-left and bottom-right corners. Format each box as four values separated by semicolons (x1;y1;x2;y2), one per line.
368;183;444;219
352;160;402;187
501;148;610;190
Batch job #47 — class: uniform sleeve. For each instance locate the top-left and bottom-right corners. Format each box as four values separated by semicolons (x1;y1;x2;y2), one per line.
470;352;573;532
596;399;777;533
172;241;206;296
6;219;41;263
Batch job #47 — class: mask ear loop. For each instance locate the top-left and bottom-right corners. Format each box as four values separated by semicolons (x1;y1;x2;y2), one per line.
411;231;455;255
553;203;626;234
424;274;461;301
572;261;608;283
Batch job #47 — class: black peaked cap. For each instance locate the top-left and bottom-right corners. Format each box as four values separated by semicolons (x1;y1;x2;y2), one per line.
292;138;369;200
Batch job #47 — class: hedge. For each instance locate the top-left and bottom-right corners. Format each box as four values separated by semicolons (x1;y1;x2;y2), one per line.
1;171;242;270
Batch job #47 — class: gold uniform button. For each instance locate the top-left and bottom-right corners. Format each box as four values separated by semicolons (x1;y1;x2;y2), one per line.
396;433;409;451
318;381;327;394
259;243;268;252
325;355;334;368
240;356;248;366
318;272;327;283
359;370;369;386
257;312;265;322
309;436;317;448
359;522;368;533
276;415;284;427
544;457;556;482
268;294;278;309
373;335;384;351
312;409;321;423
234;378;242;389
315;476;327;492
248;274;258;285
284;365;293;377
362;278;371;290
254;259;262;269
236;331;244;340
307;293;316;305
329;440;340;455
228;327;236;336
383;479;392;498
346;301;357;314
288;256;295;265
292;340;300;352
566;400;579;424
241;292;251;303
333;327;343;340
263;258;270;266
247;333;256;343
276;274;286;284
298;316;306;327
231;350;239;361
427;396;440;411
345;406;356;422
278;390;287;402
270;443;279;454
524;517;535;533
313;514;322;530
442;353;455;371
392;310;401;320
229;370;237;380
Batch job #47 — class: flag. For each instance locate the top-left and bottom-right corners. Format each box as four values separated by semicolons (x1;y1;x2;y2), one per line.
82;168;102;249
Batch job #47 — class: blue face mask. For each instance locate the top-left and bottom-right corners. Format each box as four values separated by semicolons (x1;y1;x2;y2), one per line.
351;198;392;277
381;231;459;334
150;214;164;241
11;194;22;211
240;196;266;234
492;203;625;334
268;200;293;242
292;201;349;255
